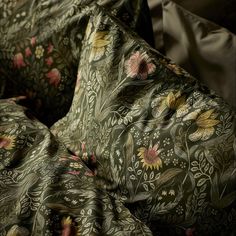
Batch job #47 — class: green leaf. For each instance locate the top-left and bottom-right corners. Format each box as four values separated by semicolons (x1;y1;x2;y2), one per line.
143;184;149;191
191;167;198;172
144;173;148;181
200;184;207;193
137;170;142;175
125;132;134;161
194;172;201;178
209;166;214;175
204;163;209;172
191;161;198;166
150;171;154;180
197;178;207;187
155;168;183;189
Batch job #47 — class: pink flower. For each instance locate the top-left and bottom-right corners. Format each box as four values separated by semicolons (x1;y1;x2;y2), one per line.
31;37;36;46
67;171;80;175
85;170;96;177
70;155;80;161
61;217;72;236
46;68;61;87
47;43;54;54
125;51;156;80
13;53;26;68
25;47;32;57
45;57;53;66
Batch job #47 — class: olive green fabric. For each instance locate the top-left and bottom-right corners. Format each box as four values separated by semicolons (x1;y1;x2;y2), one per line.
0;1;236;236
51;4;236;236
148;0;236;107
0;0;153;126
162;0;236;107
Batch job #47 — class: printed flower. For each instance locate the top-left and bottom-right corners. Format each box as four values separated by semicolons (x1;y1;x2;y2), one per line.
152;91;188;118
138;144;162;170
161;190;167;196
46;68;61;87
0;134;16;150
61;216;72;236
166;63;182;75
185;109;220;142
47;43;53;54
25;47;32;57
169;189;175;196
176;205;184;215
45;57;53;66
160;59;182;75
125;51;156;80
35;45;44;59
166;91;186;110
90;31;110;61
13;53;26;68
63;37;69;45
6;225;29;236
31;37;36;46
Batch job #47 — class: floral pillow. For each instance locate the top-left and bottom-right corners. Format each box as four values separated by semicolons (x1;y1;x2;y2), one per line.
51;5;236;235
0;0;153;126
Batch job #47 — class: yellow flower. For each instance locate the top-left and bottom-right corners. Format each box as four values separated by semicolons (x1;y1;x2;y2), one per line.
152;91;188;117
185;109;220;141
35;45;44;59
138;144;162;170
166;91;186;110
6;225;29;236
90;31;110;61
62;216;72;226
0;134;16;150
159;59;183;75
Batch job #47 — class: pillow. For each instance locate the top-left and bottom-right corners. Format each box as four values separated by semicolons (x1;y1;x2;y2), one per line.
162;0;236;107
51;4;236;235
0;0;154;126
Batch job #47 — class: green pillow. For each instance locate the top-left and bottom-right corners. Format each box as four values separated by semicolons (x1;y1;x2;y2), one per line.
0;0;153;126
51;5;236;235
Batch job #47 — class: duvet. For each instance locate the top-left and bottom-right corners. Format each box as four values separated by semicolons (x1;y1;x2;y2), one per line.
0;1;236;236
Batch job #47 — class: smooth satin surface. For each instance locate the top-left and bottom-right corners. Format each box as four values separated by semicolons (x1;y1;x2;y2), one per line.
148;0;236;107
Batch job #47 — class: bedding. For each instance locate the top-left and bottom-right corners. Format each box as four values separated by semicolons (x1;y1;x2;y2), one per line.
148;0;236;107
0;1;236;236
0;0;153;126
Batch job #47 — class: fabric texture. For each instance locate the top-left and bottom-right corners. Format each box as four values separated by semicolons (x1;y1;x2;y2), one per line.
147;0;236;107
0;1;236;236
0;0;154;126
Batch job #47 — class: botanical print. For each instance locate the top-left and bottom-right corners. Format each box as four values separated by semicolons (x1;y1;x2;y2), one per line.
125;51;156;80
0;1;235;236
0;134;15;150
138;144;163;170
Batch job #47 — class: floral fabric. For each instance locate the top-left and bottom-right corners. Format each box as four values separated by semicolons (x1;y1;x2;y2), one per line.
0;1;236;236
0;0;153;126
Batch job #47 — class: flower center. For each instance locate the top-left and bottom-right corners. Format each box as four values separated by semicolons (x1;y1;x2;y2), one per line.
0;138;10;148
144;149;158;164
138;60;148;74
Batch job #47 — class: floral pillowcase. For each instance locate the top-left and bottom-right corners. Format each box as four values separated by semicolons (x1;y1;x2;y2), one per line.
51;6;236;235
0;0;153;126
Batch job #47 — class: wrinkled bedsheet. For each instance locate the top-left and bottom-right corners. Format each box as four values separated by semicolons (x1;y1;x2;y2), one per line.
0;1;236;236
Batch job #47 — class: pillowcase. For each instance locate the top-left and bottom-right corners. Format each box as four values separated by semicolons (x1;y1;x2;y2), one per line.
148;0;236;107
162;0;236;107
0;0;154;126
51;4;236;235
